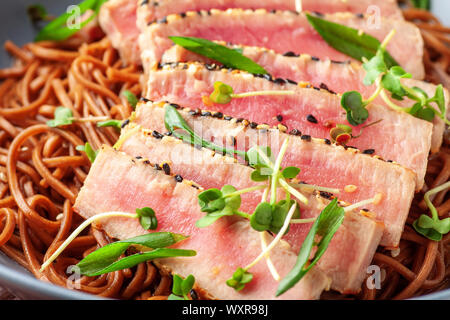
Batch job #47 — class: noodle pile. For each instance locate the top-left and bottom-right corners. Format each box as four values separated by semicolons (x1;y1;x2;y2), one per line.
0;5;448;300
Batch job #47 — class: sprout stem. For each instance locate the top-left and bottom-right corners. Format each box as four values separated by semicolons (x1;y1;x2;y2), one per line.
40;212;137;272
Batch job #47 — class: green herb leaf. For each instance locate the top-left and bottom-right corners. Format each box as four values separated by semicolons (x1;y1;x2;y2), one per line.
169;36;268;75
35;0;107;42
306;13;399;68
97;120;123;130
282;167;301;179
411;0;431;10
169;274;196;300
164;104;246;158
276;198;345;296
76;142;98;163
428;84;446;116
196;186;241;228
123;90;139;110
381;66;411;98
226;267;253;291
136;207;158;230
341;91;369;126
209;81;234;104
77;232;190;276
362;50;387;85
250;200;299;234
250;170;270;182
47;107;74;127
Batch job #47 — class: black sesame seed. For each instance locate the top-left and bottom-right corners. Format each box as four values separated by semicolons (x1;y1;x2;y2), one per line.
121;119;130;129
362;208;369;212
144;160;151;165
313;11;324;17
140;0;148;5
182;64;188;70
170;103;180;109
152;131;164;139
231;136;237;146
162;163;171;175
320;191;333;199
276;115;283;122
205;64;216;71
191;184;200;190
324;138;331;145
289;129;302;136
250;122;258;129
154;164;162;170
140;97;150;103
212;112;223;118
311;56;320;61
236;118;244;123
189;109;201;116
201;111;212;117
356;13;364;18
301;135;311;141
174;175;183;182
262;74;273;81
224;116;233;121
306;115;318;124
283;51;298;57
286;79;298;85
180;12;186;18
157;17;167;24
273;78;286;85
363;149;375;155
135;156;143;159
387;160;394;163
164;132;172;136
190;289;199;300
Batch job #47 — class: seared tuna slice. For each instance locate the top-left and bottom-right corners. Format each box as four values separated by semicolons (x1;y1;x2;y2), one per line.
119;129;384;293
139;10;424;78
143;63;432;192
127;102;416;247
99;0;403;65
162;43;447;152
74;146;330;300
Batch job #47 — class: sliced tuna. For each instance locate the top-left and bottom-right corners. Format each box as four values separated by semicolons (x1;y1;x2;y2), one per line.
118;129;384;293
142;62;432;192
98;0;141;65
162;43;447;152
137;0;404;33
99;0;403;65
74;146;330;300
127;101;415;247
139;10;424;79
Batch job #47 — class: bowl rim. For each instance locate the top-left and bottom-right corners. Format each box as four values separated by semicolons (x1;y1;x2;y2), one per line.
0;258;448;300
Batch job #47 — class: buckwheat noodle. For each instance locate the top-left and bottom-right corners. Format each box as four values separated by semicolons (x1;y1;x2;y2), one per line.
0;4;448;300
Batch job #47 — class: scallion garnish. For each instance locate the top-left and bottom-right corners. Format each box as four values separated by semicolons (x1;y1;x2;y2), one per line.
39;207;179;274
169;36;268;75
306;13;399;68
34;0;108;42
77;233;194;276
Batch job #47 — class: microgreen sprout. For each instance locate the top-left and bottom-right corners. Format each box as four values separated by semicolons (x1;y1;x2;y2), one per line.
413;181;450;241
40;207;160;272
342;29;448;126
76;142;98;163
168;274;196;300
47;107;111;128
205;82;295;105
329;119;383;145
